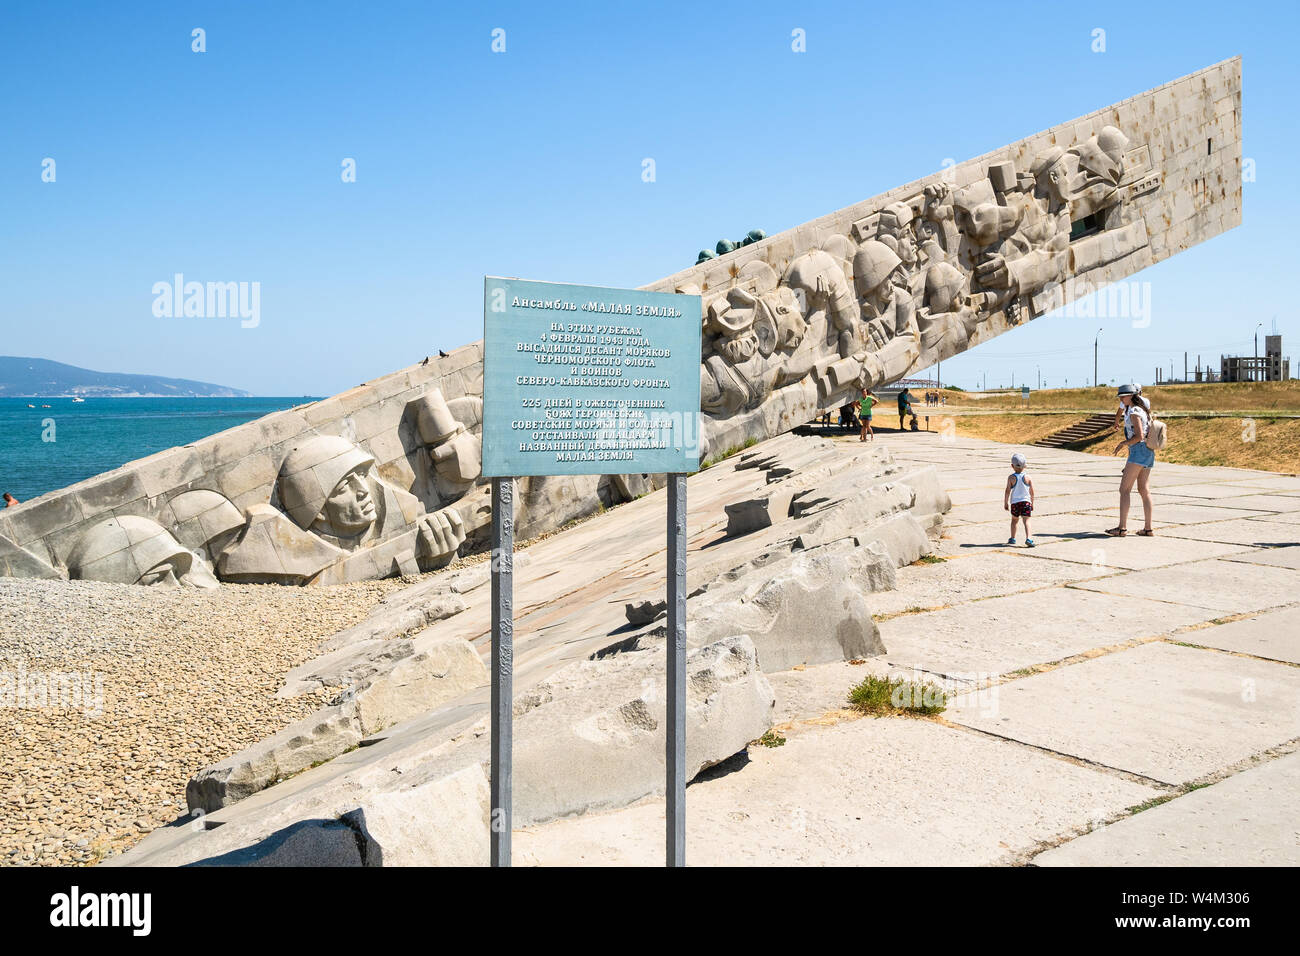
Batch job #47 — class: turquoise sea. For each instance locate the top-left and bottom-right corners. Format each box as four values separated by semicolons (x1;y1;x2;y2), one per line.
0;397;320;503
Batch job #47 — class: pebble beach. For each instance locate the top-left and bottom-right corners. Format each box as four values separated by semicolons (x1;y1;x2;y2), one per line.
0;576;412;866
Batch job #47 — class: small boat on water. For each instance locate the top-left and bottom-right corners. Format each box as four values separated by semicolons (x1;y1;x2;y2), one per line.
72;397;85;403
26;403;35;408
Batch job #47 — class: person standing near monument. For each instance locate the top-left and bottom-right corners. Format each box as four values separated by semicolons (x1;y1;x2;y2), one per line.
1107;383;1156;537
897;387;917;431
858;388;878;442
1004;452;1035;547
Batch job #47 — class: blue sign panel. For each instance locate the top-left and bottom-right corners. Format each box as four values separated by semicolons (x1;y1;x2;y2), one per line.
482;277;702;477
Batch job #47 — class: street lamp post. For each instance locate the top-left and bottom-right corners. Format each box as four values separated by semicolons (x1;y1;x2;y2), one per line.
1094;328;1103;389
1256;322;1263;382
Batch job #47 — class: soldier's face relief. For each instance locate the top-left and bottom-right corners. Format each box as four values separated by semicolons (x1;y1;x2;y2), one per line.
322;467;377;535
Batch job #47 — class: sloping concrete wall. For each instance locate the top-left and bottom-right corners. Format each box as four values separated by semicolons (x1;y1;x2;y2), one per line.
0;58;1241;584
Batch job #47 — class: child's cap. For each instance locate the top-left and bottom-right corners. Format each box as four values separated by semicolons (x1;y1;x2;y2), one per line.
1011;453;1027;468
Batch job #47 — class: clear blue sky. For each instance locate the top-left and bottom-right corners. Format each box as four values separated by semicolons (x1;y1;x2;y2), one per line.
2;1;1294;395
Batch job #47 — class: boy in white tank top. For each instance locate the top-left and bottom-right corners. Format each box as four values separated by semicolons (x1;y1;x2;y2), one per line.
1004;452;1035;547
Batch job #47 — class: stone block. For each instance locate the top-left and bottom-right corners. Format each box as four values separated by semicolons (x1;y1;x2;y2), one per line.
187;820;363;867
343;764;490;866
689;543;891;671
509;635;774;825
187;637;484;812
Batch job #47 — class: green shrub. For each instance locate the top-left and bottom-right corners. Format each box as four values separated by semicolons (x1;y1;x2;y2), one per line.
848;674;947;715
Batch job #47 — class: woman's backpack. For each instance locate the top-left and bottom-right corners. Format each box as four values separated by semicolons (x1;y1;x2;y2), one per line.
1145;417;1168;451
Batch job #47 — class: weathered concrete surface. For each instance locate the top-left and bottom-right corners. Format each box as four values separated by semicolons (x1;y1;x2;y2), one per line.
1184;606;1300;665
187;636;486;812
1069;558;1299;614
505;635;774;824
343;764;490;866
115;429;1300;867
114;433;945;866
687;542;892;671
1082;502;1273;525
1015;533;1252;571
186;820;363;867
1035;751;1300;867
512;716;1159;866
869;552;1113;617
950;642;1300;786
880;587;1219;679
1224;544;1300;570
1161;519;1300;547
116;635;772;865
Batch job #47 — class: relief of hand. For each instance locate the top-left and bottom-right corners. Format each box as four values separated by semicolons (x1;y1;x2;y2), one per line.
417;507;467;559
975;253;1012;289
432;430;483;484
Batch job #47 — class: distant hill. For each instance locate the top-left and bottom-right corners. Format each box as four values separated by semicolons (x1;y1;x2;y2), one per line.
0;356;252;398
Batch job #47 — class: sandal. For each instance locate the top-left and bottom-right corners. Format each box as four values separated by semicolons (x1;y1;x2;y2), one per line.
1105;527;1127;537
1136;528;1155;536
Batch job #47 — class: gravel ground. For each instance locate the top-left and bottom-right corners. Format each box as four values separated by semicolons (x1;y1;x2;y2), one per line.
0;575;415;867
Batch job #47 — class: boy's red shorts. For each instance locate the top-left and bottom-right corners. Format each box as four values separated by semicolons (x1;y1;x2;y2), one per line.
1011;501;1032;517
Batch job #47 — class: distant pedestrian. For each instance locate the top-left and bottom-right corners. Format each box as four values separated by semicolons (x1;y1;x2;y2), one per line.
1004;453;1035;546
3;492;17;508
897;387;917;430
1107;383;1156;536
838;402;858;432
858;389;877;442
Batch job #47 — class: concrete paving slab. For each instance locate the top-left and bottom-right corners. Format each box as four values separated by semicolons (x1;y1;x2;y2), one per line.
1035;751;1300;866
879;587;1219;680
513;716;1160;866
1160;519;1300;547
1252;511;1300;525
873;552;1113;616
944;492;1163;526
937;512;1170;553
1069;558;1300;613
1222;545;1300;570
1184;606;1300;664
1149;482;1279;499
767;659;899;721
1080;502;1273;525
1199;494;1300;513
1020;535;1254;571
1220;475;1300;492
950;642;1300;785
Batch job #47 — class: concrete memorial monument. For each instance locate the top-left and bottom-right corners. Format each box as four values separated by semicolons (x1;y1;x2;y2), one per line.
0;59;1242;588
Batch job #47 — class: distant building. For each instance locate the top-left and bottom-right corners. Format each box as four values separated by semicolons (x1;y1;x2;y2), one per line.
1221;334;1290;382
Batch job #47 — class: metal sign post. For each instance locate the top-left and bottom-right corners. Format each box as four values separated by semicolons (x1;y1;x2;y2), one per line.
665;473;687;866
490;476;513;867
482;276;701;869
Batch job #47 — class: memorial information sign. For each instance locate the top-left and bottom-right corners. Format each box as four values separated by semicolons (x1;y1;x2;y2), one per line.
482;277;703;477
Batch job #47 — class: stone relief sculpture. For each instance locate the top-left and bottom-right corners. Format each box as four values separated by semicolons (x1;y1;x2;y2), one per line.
68;516;220;589
58;394;481;587
688;123;1161;448
0;59;1242;587
218;431;470;585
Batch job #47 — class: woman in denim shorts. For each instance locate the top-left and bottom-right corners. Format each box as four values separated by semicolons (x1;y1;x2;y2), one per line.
1106;383;1155;537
